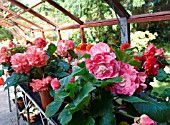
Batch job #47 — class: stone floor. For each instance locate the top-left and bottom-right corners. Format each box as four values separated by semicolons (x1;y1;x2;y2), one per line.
0;85;27;125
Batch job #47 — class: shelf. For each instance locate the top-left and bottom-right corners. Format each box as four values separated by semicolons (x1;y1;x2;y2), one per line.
16;84;59;125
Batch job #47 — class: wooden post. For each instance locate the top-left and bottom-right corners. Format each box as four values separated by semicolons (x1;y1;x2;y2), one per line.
32;31;35;38
42;31;45;39
80;28;86;43
58;30;62;40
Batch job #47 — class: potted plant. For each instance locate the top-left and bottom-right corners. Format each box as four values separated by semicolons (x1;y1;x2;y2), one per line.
1;38;72;111
45;42;170;125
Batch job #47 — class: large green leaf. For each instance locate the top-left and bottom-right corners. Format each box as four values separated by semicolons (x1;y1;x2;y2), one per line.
133;93;170;123
96;113;116;125
68;111;94;125
156;68;168;81
85;116;95;125
47;43;57;56
72;66;87;76
60;75;72;90
57;58;70;70
58;108;72;125
65;81;78;99
121;96;147;103
73;82;95;107
45;97;63;117
90;90;114;117
4;72;30;90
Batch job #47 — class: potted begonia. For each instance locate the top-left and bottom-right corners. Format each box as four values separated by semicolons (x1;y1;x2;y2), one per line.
1;38;72;110
45;42;170;125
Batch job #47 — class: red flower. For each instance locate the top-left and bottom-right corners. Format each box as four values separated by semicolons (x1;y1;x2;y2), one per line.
143;43;156;60
120;43;130;51
143;56;159;76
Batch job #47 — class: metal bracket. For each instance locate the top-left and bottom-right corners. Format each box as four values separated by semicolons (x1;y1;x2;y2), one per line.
120;17;129;44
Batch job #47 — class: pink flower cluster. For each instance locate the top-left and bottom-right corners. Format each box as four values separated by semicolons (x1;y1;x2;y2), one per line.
30;76;60;92
111;62;147;96
10;46;48;74
132;114;156;125
57;40;74;57
0;46;10;64
26;46;48;67
85;42;147;96
10;53;31;74
34;37;47;48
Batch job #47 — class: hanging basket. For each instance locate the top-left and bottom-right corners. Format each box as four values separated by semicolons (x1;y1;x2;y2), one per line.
39;90;53;111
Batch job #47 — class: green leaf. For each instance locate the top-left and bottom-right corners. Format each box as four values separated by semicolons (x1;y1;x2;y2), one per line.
57;58;70;70
0;70;3;76
45;97;63;117
156;68;168;81
79;53;91;59
90;90;114;117
58;108;72;125
47;43;57;56
133;93;170;123
68;111;94;125
48;85;55;97
68;50;77;58
114;49;141;67
65;81;78;99
55;92;69;99
72;66;87;76
54;72;69;78
121;96;147;103
60;75;72;90
100;77;122;87
85;116;95;125
97;113;116;125
4;72;30;90
73;82;95;107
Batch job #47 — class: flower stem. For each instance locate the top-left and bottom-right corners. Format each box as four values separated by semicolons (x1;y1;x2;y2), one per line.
116;111;135;119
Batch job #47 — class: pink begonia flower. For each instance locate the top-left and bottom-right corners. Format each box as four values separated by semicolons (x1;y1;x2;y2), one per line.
89;42;115;58
42;76;52;84
34;37;47;48
26;46;48;67
30;76;52;92
50;78;60;91
57;40;74;57
0;46;7;53
86;53;119;80
10;53;31;74
0;53;10;64
132;114;157;125
111;62;146;96
9;41;14;48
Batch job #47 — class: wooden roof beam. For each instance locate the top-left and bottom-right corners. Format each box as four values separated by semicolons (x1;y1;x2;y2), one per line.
0;20;13;27
8;0;57;27
45;0;83;24
0;12;31;29
104;0;130;18
0;4;43;29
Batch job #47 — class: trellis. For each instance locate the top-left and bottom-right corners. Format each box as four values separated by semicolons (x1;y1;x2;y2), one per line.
0;0;170;43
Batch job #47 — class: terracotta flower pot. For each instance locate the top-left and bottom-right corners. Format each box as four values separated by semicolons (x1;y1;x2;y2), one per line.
39;90;54;111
